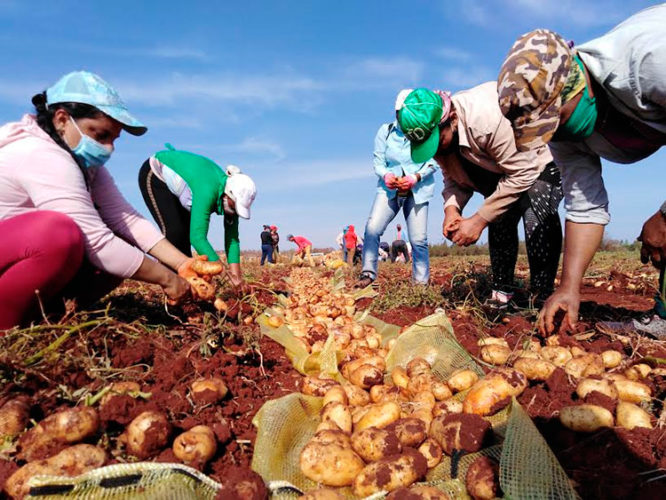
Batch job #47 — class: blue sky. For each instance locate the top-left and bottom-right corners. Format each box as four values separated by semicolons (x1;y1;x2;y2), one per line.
0;0;663;250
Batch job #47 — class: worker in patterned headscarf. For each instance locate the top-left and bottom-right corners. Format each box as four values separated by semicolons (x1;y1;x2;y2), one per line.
497;4;666;336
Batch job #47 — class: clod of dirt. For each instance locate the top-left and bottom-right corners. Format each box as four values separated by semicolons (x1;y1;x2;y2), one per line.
215;466;268;500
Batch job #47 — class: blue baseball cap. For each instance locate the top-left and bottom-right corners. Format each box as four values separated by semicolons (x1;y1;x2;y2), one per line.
46;71;147;136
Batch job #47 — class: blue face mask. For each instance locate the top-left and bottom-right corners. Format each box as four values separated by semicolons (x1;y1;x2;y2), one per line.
69;117;114;167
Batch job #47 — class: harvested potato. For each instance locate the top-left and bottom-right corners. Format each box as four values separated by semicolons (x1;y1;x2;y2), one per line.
564;354;604;379
190;259;224;275
187;276;216;301
299;489;345;500
613;379;652;404
323;386;348;407
601;350;622;369
370;385;390;403
351;406;371;426
311;429;352;448
447;369;479;393
100;381;141;406
0;398;30;438
321;402;352;434
349;364;384;389
430;413;492;455
342;356;386;380
122;411;170;459
540;346;572;367
481;345;511;366
466;455;501;500
418;438;443;468
173;425;217;466
387;485;450;499
351;427;401;462
431;381;453;401
352;448;428;497
391;366;410;389
625;364;651;381
576;378;618;400
18;406;99;462
408;374;434;395
570;346;587;358
386;418;427;448
377;386;411;404
477;337;509;348
559;404;613;432
342;384;371;407
512;350;540;360
433;399;463;417
300;441;364;486
410;409;434;431
6;444;106;499
303;377;339;397
463;369;527;416
406;358;432;378
191;377;229;403
513;358;556;381
267;315;284;328
356;402;401;431
616;402;652;430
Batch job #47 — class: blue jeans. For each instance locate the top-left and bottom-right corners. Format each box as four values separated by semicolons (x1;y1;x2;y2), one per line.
361;191;430;283
260;244;274;265
342;246;348;262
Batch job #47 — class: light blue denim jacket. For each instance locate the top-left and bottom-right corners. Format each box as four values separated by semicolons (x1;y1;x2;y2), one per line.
552;4;666;225
373;121;438;205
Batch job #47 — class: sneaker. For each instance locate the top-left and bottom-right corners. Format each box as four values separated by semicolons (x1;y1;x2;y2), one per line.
355;274;375;289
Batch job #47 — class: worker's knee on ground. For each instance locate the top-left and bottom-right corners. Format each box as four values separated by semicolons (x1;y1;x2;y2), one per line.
39;211;85;266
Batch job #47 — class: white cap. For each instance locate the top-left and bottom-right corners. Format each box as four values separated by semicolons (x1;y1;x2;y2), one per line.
224;166;256;219
395;88;413;110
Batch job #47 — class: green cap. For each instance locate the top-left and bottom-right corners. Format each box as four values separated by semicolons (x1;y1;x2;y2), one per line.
398;88;444;162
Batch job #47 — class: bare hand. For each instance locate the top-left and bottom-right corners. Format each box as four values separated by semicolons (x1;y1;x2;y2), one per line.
537;288;580;335
164;274;191;305
638;210;666;269
443;213;463;240
451;214;487;246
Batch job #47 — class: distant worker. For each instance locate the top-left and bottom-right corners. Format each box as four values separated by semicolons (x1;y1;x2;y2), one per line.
497;5;666;332
379;241;390;261
336;225;349;261
288;234;315;267
358;89;438;288
270;225;280;263
260;225;274;265
344;225;359;265
398;86;561;310
391;239;410;263
139;144;257;289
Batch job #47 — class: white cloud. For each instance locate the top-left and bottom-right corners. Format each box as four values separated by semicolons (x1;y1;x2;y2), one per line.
225;137;286;160
440;66;495;91
434;47;472;61
259;158;370;192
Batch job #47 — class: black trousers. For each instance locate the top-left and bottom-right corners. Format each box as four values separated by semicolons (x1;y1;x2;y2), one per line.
138;160;192;257
390;240;410;263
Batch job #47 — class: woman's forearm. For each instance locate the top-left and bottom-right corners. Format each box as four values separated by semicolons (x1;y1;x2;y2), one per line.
147;238;189;271
131;255;178;287
560;221;605;292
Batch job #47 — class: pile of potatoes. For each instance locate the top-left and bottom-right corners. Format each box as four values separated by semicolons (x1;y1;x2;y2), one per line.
475;334;658;433
1;376;229;499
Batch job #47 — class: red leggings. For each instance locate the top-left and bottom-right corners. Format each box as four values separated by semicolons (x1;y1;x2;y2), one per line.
0;211;85;329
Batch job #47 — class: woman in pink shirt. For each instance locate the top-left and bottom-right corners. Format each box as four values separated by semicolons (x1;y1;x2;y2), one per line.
287;234;315;267
0;71;193;329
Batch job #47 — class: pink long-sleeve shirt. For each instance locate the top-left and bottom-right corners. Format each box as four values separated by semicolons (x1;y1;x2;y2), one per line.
0;115;164;278
292;236;311;251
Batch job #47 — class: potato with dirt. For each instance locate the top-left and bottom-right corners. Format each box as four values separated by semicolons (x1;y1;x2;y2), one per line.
349;364;384;389
406;357;432;378
189;258;224;276
616;401;653;430
302;376;339;397
386;485;451;499
352;448;428;497
480;345;511;365
191;377;229;404
463;369;527;416
100;381;142;406
122;410;171;459
173;425;217;467
418;438;443;468
513;358;556;381
6;444;106;499
466;455;501;500
391;366;410;389
320;402;352;434
343;384;371;407
187;276;216;301
613;379;652;403
433;399;463;417
430;413;492;455
299;440;365;486
299;489;345;500
351;427;402;462
447;369;479;393
559;404;614;432
0;398;30;438
385;418;428;448
564;354;604;379
18;406;99;462
576;378;618;400
355;401;401;431
323;386;348;407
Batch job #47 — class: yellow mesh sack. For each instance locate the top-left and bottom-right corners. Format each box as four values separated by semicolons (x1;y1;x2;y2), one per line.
25;462;220;499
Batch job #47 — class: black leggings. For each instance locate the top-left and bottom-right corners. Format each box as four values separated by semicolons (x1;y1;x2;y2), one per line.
488;163;563;299
138;160;192;257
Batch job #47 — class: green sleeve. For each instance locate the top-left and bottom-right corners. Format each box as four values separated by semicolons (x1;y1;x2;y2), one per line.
189;195;220;262
224;215;240;264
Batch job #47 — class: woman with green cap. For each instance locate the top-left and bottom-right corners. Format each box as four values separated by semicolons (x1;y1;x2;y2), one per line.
398;85;563;309
497;4;666;335
138;146;257;289
0;71;193;328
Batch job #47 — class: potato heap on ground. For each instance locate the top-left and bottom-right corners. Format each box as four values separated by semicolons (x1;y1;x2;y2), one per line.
475;334;657;433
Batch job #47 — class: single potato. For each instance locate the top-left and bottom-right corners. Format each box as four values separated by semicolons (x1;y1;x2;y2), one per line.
352;448;428;497
616;402;652;430
600;350;622;369
172;425;217;466
386;418;428;448
351;427;401;462
513;358;556;381
349;364;384;390
122;411;170;459
321;402;352;434
447;369;479;393
300;441;364;486
355;402;401;431
480;345;511;366
0;398;30;438
465;455;501;500
387;485;451;499
418;438;443;469
559;404;613;432
613;379;652;404
576;378;618;400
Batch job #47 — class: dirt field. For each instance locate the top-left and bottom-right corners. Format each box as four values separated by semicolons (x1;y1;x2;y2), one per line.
0;250;664;499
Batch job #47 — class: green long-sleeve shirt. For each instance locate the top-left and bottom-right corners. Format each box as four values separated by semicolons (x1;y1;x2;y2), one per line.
154;146;240;263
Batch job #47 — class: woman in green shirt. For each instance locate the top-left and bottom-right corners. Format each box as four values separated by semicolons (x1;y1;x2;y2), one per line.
138;144;257;287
